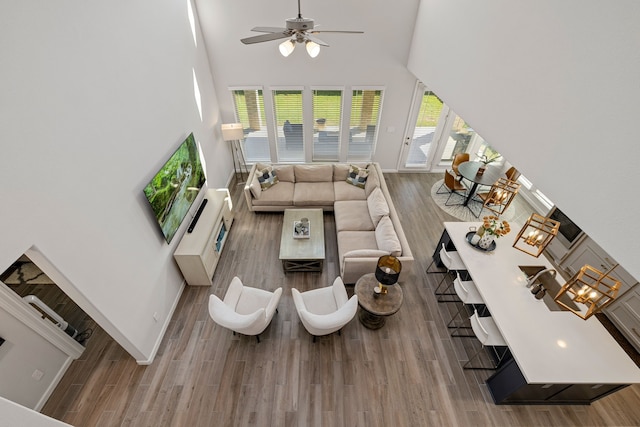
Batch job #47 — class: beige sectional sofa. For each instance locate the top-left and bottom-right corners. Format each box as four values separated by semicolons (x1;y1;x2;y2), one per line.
244;162;413;284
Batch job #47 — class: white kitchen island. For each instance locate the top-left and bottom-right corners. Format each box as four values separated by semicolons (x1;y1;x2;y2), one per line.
436;222;640;404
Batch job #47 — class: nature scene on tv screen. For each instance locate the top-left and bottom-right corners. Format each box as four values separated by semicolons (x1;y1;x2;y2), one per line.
143;133;206;243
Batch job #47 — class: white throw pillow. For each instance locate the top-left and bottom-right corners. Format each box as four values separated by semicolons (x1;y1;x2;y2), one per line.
375;216;402;256
367;187;389;227
249;175;261;199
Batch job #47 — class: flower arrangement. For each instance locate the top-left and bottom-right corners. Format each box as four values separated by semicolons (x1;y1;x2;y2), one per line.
482;215;511;237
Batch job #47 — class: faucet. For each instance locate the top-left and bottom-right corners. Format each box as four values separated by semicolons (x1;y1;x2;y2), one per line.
526;268;557;288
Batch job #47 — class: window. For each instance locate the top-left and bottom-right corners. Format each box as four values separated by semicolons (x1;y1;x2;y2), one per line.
348;89;383;162
467;138;505;169
231;89;269;163
312;89;342;161
440;115;476;163
272;89;304;162
518;174;554;212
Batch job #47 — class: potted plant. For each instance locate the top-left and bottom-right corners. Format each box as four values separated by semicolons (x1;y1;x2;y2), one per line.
477;153;502;175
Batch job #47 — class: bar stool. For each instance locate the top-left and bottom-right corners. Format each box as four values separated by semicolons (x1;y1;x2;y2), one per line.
462;309;509;370
431;244;467;299
446;272;485;333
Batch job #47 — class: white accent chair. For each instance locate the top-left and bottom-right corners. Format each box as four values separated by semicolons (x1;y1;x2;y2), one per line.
208;276;282;343
292;277;358;342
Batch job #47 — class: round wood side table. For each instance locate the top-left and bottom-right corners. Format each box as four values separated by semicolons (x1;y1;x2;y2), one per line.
354;273;404;329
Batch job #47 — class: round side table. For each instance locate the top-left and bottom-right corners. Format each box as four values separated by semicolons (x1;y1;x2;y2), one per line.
354;273;404;329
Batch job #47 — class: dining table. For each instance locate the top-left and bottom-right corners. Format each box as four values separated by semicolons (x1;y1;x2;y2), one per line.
457;161;503;206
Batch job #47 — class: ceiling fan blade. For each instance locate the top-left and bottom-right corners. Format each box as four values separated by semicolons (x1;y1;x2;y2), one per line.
305;34;329;47
241;32;290;45
251;26;288;33
310;30;364;34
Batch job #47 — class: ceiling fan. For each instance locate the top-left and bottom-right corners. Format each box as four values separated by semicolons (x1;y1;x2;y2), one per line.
240;0;363;58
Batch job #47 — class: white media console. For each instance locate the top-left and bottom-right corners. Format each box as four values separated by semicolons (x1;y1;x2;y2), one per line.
174;188;234;286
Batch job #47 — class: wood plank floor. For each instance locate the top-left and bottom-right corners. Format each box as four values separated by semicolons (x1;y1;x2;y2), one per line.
42;173;640;426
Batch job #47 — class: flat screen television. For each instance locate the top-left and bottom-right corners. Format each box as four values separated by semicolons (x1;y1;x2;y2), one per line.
143;133;206;243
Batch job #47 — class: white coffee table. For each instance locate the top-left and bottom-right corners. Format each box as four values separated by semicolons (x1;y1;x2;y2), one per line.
279;209;325;272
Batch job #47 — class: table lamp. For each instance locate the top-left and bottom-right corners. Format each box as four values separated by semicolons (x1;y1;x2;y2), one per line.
375;255;402;294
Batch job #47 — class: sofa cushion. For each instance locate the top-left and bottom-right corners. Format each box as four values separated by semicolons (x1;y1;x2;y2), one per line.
294;164;333;182
333;163;351;181
375;216;402;256
293;182;335;206
365;165;380;196
256;166;279;190
367;187;389;227
249;175;262;199
337;230;379;262
334;181;367;201
334;200;374;232
274;164;295;182
251;182;295;207
346;164;369;188
343;249;390;258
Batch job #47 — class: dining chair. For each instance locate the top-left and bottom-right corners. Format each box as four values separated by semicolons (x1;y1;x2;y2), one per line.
451;153;470;180
445;272;486;333
462;309;509;370
470;177;521;217
505;166;521;181
436;169;468;206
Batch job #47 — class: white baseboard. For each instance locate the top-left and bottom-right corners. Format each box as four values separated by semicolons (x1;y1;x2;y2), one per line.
135;280;186;365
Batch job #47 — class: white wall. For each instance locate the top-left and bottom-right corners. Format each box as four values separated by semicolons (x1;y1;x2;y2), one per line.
0;0;227;367
195;0;421;170
0;300;71;410
0;397;72;427
408;0;640;280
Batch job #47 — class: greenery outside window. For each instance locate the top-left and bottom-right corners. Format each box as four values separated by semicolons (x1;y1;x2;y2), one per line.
231;88;269;163
348;88;383;162
272;89;304;162
440;116;477;163
312;89;343;161
406;90;444;167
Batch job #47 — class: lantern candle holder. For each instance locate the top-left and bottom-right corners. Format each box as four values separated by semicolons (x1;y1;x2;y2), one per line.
513;213;560;258
554;264;621;320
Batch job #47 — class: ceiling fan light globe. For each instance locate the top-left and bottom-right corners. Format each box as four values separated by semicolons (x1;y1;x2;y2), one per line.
279;39;295;57
306;41;320;58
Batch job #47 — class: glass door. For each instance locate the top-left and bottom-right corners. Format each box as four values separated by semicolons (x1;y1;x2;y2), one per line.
400;82;446;169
